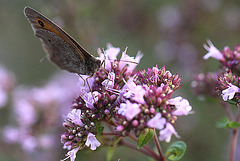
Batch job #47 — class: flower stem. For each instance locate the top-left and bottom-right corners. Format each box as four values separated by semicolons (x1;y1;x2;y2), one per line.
235;107;240;122
154;129;165;161
229;109;240;161
221;101;234;121
229;128;238;161
121;140;161;160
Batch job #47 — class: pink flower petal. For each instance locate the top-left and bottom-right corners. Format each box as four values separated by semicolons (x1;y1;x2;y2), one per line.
85;133;101;150
147;113;166;130
203;40;224;60
159;123;180;142
222;83;240;101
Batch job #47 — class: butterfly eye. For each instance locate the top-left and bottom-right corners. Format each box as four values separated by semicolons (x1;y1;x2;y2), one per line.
38;20;44;27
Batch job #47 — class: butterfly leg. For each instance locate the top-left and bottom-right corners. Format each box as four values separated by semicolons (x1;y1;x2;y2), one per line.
78;74;97;103
86;75;97;103
78;74;86;86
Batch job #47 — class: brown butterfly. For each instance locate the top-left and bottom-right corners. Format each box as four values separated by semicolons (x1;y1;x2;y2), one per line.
24;6;102;76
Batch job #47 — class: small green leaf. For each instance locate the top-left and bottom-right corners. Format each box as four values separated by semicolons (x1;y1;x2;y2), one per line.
216;117;229;128
137;129;155;149
225;121;240;128
165;141;187;161
226;99;237;105
106;137;122;161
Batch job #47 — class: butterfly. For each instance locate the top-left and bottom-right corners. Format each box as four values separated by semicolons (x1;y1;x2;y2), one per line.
24;6;102;76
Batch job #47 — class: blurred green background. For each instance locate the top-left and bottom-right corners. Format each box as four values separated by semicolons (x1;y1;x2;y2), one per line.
1;0;240;161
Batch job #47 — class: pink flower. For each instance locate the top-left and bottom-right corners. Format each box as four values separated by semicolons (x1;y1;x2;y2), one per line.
105;43;121;59
159;123;180;142
85;133;101;150
222;83;240;101
118;100;141;121
147;113;166;130
38;134;55;149
97;44;121;70
3;126;20;143
21;135;38;152
123;79;146;104
169;96;192;116
81;91;99;109
61;147;80;161
102;72;115;88
203;40;224;60
119;49;143;74
67;109;84;126
14;98;37;127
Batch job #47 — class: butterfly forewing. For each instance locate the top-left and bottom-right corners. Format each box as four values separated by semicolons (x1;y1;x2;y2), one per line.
24;6;101;76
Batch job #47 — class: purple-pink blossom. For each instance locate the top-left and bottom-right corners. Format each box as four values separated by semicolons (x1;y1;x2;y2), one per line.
13;98;37;127
97;43;120;71
67;109;84;126
61;147;80;161
147;113;166;130
203;39;224;60
81;91;99;109
85;133;101;150
159;123;180;142
105;43;120;60
118;100;141;121
123;80;146;104
169;96;192;116
119;49;143;74
3;126;20;143
102;72;115;88
21;135;38;152
221;83;240;101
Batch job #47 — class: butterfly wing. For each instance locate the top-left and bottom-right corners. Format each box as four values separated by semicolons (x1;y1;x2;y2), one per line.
24;6;100;75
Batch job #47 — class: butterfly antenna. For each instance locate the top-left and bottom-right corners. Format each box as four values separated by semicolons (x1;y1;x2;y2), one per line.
120;59;139;64
97;58;139;65
102;48;107;69
100;66;108;75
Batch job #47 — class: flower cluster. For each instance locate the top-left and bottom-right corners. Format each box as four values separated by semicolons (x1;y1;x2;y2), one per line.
193;40;240;103
216;71;240;103
192;72;219;98
192;40;240;161
204;40;240;74
61;44;192;159
3;72;79;158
